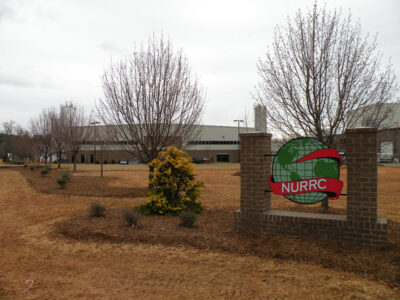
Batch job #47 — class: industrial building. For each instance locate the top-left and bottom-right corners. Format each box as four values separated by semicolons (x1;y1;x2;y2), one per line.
347;103;400;162
69;124;254;164
66;106;268;164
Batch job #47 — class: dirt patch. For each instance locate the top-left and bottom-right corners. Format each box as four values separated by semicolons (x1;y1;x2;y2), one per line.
17;168;147;198
54;207;400;288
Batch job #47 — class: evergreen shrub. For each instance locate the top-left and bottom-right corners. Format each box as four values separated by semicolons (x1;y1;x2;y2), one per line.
122;209;141;227
137;146;203;216
89;203;106;217
179;210;197;227
57;177;66;188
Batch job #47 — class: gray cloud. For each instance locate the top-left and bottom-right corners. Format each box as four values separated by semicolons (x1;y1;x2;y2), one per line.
0;74;34;88
99;41;126;54
0;3;14;21
0;0;399;129
0;73;58;89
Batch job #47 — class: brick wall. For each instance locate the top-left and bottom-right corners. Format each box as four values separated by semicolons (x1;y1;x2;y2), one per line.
235;128;388;246
346;128;378;223
234;132;272;231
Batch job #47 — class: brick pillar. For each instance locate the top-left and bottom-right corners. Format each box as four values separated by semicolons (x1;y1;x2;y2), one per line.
346;128;378;223
235;132;271;231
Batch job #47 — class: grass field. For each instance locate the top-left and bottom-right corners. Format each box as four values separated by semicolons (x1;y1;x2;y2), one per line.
0;164;400;299
64;162;241;171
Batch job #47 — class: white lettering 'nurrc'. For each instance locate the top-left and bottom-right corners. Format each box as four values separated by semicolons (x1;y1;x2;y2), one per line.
317;178;327;190
282;182;290;193
309;179;317;190
299;181;308;192
280;178;328;194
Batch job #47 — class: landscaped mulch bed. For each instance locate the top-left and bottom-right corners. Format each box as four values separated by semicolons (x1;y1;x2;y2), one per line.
54;207;400;288
18;168;147;198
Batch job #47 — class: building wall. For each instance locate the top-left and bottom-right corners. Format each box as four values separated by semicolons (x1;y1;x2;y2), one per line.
67;124;249;164
187;149;239;163
68;150;135;164
377;128;400;160
67;147;241;164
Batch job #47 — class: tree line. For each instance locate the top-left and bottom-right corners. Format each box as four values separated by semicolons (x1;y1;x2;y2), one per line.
1;103;90;172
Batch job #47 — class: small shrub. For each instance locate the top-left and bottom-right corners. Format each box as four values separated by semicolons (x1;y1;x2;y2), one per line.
95;160;99;164
111;160;115;164
2;155;8;162
89;203;106;217
61;170;70;181
30;164;35;171
57;177;67;188
122;209;142;227
41;168;48;176
103;160;108;164
179;210;197;228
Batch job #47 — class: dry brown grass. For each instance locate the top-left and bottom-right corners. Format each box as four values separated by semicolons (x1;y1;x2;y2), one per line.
19;167;148;198
0;166;399;299
54;207;400;287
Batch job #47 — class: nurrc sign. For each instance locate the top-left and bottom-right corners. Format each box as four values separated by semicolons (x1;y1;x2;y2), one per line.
268;137;343;204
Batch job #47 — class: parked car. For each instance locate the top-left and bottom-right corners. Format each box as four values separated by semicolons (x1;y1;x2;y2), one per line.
378;153;393;163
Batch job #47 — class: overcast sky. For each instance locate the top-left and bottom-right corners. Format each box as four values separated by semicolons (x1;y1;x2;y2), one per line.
1;0;399;129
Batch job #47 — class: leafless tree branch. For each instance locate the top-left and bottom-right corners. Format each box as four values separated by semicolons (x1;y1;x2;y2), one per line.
256;2;398;146
97;34;205;167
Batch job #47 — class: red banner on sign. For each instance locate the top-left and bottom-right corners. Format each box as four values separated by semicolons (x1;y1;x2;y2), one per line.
268;175;343;200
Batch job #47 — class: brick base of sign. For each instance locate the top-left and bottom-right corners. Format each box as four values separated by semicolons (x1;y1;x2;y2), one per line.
234;210;387;246
235;127;388;247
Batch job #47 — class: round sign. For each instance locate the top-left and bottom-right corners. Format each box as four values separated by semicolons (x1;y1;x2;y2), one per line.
270;137;342;204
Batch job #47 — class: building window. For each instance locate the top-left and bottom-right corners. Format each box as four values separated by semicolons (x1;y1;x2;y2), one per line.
217;154;230;162
188;140;239;145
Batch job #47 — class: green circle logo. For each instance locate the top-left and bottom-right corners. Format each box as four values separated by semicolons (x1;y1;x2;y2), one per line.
269;137;343;204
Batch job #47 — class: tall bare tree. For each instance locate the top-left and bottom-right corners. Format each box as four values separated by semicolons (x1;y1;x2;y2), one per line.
64;103;90;172
0;121;32;161
256;2;398;146
97;35;205;171
51;105;69;169
2;121;16;135
256;2;398;211
30;109;54;165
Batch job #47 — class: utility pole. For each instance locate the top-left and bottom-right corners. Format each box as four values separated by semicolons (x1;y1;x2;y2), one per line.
90;121;99;164
234;119;244;162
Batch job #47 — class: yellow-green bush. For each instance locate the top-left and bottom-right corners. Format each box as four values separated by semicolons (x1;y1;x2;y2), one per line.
138;146;203;216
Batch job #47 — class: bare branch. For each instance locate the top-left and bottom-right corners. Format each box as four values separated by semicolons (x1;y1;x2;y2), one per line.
256;2;398;146
97;34;205;165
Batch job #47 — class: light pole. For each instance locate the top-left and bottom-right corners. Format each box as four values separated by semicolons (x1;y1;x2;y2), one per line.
90;121;99;164
234;119;244;162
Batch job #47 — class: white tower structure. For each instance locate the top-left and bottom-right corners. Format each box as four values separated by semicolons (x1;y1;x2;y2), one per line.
254;104;267;132
60;103;76;119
